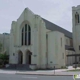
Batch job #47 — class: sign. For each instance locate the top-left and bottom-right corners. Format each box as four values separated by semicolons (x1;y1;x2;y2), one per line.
73;74;80;80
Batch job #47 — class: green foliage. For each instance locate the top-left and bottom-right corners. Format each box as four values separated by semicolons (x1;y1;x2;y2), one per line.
0;54;9;60
61;66;67;69
0;54;9;66
0;42;8;68
78;64;80;67
0;43;2;52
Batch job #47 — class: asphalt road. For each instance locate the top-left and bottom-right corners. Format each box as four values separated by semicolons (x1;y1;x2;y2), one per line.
0;73;74;80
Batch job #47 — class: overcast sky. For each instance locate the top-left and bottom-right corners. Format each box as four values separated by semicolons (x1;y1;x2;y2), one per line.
0;0;80;33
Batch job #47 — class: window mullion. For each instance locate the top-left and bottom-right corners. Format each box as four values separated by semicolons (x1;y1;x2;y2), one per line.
21;28;23;45
27;24;28;46
23;26;25;45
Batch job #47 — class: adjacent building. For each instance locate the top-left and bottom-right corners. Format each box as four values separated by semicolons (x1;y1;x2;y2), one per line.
0;33;9;55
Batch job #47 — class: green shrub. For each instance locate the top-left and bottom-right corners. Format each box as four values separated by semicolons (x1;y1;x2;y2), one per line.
0;54;9;66
61;66;67;69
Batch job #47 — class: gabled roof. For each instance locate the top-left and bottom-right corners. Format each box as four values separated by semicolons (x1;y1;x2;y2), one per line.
42;18;72;38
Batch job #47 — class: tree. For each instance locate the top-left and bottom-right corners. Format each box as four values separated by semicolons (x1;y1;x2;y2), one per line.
0;42;9;68
0;54;9;66
0;43;2;52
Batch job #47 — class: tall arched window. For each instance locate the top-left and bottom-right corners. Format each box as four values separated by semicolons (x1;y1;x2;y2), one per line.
75;12;79;24
21;24;31;46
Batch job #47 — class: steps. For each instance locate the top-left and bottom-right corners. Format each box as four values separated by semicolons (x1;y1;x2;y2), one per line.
4;64;32;71
16;64;31;70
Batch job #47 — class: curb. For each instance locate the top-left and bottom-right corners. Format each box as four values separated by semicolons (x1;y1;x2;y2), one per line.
15;73;73;76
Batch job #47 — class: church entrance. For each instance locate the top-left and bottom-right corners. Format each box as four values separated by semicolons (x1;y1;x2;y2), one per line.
26;50;32;64
18;50;23;64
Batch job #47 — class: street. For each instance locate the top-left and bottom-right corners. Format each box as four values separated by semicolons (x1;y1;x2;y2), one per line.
0;73;73;80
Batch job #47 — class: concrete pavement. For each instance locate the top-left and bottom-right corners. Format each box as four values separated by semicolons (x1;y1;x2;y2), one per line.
0;69;16;74
16;70;80;76
0;70;77;76
16;67;80;76
0;66;80;76
0;73;73;80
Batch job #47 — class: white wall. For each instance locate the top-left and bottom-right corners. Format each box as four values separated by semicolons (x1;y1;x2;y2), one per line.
72;5;80;54
65;37;70;46
9;8;47;68
47;31;66;68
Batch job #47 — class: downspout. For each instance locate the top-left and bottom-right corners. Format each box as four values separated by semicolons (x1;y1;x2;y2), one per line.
46;34;48;68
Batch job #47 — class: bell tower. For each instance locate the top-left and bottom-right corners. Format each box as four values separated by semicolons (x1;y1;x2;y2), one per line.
72;5;80;54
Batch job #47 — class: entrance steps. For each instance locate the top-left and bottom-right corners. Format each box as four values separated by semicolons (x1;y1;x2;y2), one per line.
4;64;32;71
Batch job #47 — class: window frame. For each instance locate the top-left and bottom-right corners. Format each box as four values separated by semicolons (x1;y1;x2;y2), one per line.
21;24;31;46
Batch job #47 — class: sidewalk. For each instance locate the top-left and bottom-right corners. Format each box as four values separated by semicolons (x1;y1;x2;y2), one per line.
0;66;80;76
0;69;16;74
16;67;80;76
16;70;80;76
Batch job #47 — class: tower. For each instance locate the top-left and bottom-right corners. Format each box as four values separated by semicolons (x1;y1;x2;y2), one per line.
72;5;80;54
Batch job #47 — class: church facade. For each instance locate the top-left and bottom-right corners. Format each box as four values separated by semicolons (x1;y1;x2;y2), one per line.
0;8;75;69
1;5;80;69
9;8;47;69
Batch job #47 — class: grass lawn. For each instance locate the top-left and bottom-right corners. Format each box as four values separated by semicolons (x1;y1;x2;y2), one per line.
67;69;80;71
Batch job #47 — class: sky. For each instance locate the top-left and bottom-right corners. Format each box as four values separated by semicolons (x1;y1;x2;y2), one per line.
0;0;80;33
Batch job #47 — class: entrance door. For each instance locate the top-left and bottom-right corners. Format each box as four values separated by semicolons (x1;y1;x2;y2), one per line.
28;54;31;64
18;50;23;64
26;50;32;64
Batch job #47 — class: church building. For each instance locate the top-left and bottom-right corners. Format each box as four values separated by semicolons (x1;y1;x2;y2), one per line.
8;8;74;69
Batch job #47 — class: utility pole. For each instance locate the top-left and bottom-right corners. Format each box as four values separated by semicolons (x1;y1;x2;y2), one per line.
54;66;55;75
